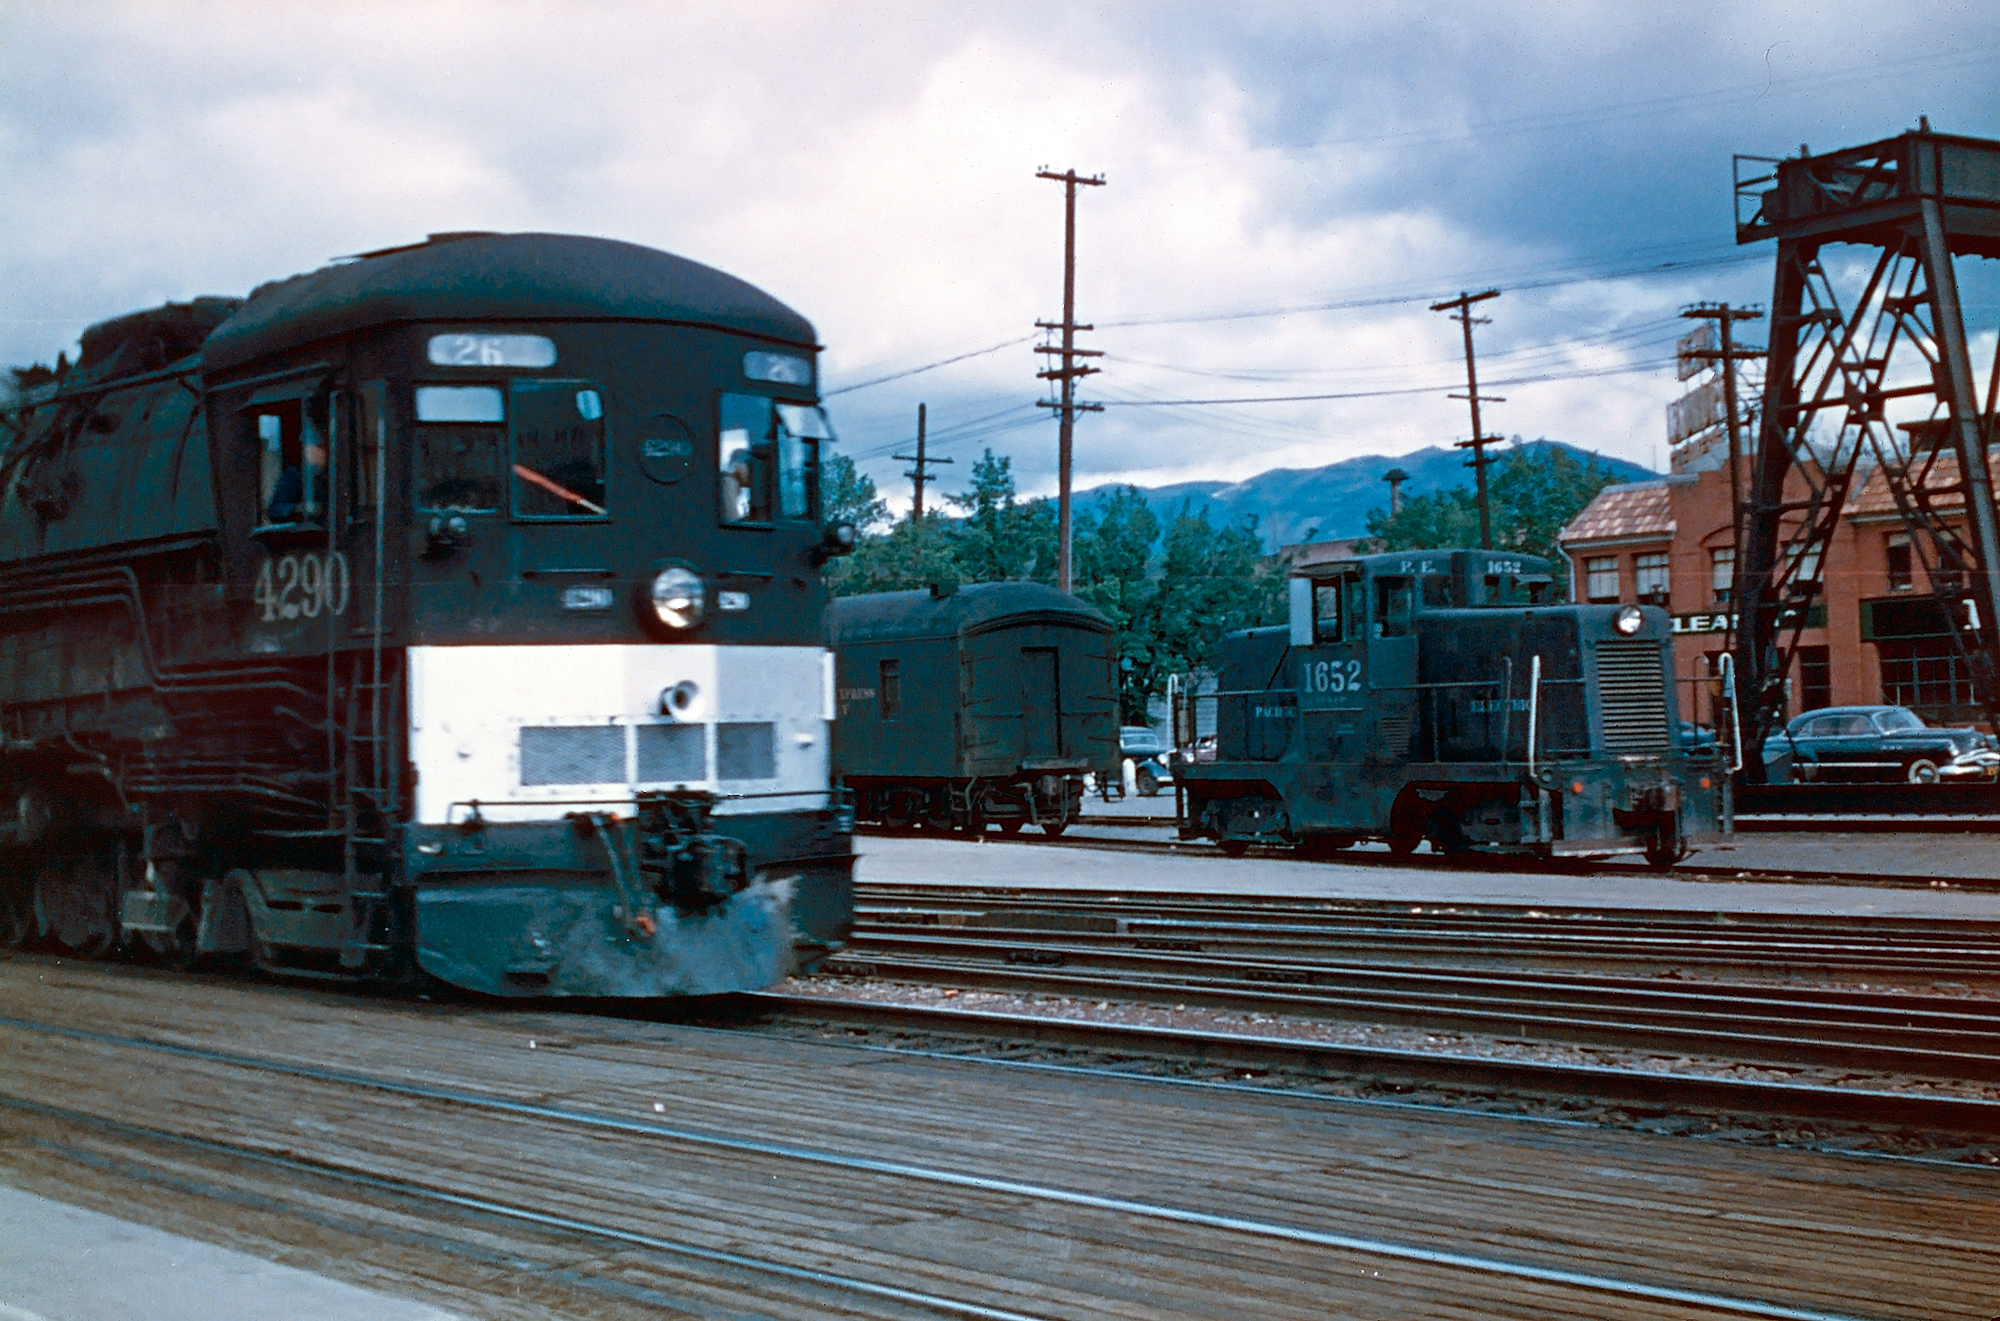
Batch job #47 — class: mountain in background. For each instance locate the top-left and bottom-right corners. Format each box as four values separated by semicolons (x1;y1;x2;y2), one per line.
1079;440;1655;549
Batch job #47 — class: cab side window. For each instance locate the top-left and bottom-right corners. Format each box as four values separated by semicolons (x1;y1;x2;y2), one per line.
718;393;834;525
719;393;774;524
1312;583;1342;642
1374;576;1413;637
251;397;328;527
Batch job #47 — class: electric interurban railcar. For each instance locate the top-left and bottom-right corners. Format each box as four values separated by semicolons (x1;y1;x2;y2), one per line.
0;232;857;995
1175;550;1733;865
829;582;1120;835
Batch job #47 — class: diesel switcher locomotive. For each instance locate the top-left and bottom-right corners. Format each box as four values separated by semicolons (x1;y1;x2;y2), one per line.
0;232;856;995
1176;550;1732;866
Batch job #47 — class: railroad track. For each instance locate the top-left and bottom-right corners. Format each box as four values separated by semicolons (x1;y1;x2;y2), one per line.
5;970;1952;1321
861;822;2000;889
818;884;2000;1088
761;991;2000;1137
850;884;2000;974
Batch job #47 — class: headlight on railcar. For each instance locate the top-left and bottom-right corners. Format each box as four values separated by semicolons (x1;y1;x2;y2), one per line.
1614;605;1644;635
649;566;705;631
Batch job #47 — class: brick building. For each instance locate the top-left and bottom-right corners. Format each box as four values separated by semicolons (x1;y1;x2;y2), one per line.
1560;448;1998;729
1557;460;1853;729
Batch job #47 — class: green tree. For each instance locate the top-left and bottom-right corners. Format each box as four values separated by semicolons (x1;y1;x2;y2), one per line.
1137;504;1284;716
1072;486;1159;629
949;449;1057;584
831;511;960;596
1362;487;1482;552
820;451;888;534
1488;442;1622;566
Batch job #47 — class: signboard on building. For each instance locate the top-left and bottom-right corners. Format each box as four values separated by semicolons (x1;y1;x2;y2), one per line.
1671;604;1826;635
1667;379;1725;446
1676;322;1716;381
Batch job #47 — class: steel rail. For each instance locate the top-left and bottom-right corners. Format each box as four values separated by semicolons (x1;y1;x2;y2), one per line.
0;1017;1902;1321
0;1093;1045;1321
817;943;2000;1080
760;993;2000;1137
856;888;2000;948
855;918;2000;977
861;823;2000;890
851;885;2000;975
843;924;2000;1026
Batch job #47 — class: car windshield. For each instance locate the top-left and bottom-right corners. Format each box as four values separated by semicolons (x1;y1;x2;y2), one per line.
1875;709;1925;733
1122;730;1165;753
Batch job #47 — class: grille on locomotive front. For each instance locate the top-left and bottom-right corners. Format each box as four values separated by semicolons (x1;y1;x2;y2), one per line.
518;722;777;786
1593;640;1670;753
520;725;625;786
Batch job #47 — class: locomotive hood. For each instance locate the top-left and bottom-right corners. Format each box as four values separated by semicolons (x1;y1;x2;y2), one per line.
200;232;817;373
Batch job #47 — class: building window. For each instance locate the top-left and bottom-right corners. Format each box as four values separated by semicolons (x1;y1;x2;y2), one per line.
1710;547;1734;605
1634;552;1671;607
1783;541;1823;584
1796;645;1830;714
1584;556;1619;603
1885;533;1912;591
1879;638;1979;724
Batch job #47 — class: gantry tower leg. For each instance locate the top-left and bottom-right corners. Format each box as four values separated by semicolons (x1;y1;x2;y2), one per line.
1731;128;2000;775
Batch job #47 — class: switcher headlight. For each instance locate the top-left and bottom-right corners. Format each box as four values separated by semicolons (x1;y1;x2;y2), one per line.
1614;605;1644;635
649;566;705;630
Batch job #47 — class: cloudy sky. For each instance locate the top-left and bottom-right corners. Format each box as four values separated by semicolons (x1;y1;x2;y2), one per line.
4;2;1997;510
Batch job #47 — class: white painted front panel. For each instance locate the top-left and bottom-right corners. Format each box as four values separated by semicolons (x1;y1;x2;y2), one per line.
408;644;832;824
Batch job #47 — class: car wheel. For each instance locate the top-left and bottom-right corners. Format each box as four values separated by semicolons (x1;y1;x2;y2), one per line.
1906;758;1942;784
1136;765;1160;797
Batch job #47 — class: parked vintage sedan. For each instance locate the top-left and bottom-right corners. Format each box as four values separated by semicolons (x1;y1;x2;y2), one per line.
1761;705;2000;784
1121;725;1176;797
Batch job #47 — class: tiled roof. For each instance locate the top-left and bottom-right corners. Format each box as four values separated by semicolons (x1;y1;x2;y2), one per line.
1849;449;2000;519
1558;482;1675;545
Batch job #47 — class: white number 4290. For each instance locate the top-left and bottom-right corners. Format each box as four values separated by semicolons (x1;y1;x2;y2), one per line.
254;551;351;622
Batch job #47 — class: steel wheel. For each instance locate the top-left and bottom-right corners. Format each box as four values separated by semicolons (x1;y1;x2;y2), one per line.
1218;838;1250;858
0;873;32;949
35;857;116;957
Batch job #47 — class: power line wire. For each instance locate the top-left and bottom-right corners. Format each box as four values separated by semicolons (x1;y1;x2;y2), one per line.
1096;357;1675;407
822;334;1036;397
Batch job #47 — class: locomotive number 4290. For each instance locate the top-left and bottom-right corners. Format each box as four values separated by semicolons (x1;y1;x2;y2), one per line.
1302;658;1363;694
254;551;352;622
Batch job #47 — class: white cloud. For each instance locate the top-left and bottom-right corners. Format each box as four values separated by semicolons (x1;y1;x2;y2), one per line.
1;0;1993;503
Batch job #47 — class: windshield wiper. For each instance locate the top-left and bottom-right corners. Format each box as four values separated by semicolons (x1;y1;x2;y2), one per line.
513;463;605;515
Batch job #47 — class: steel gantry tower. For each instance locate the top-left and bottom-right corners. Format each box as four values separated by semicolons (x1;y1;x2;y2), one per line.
1731;126;2000;774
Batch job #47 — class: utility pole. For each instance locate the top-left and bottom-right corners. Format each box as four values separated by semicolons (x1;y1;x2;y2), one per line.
1431;289;1504;549
1678;303;1765;608
1035;166;1106;594
892;402;951;520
